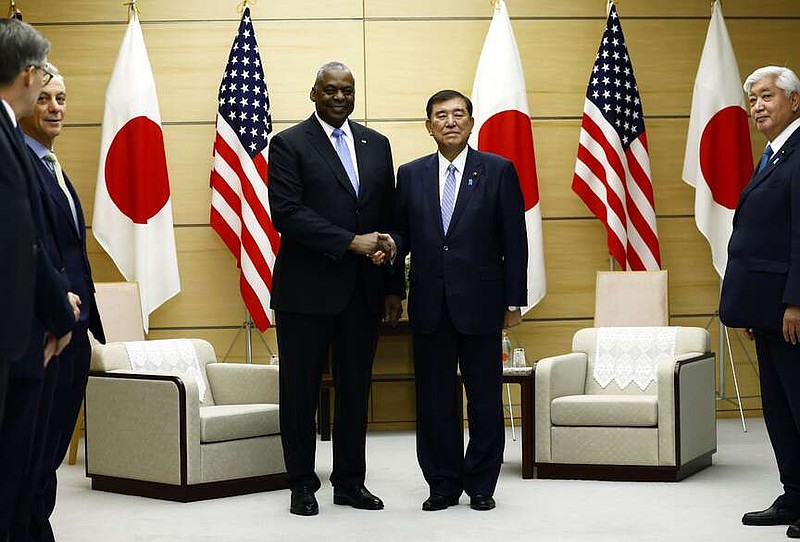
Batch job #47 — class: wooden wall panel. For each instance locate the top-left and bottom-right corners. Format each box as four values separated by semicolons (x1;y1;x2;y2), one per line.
365;0;800;18
43;21;366;125
60;120;769;228
87;228;246;328
372;119;765;221
25;0;363;23
365;19;798;120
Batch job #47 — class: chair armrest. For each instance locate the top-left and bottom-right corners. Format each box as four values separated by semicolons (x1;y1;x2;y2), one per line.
85;371;202;485
534;352;587;462
676;353;716;465
206;363;279;405
655;352;716;466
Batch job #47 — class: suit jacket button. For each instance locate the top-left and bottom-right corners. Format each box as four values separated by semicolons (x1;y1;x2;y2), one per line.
443;245;449;251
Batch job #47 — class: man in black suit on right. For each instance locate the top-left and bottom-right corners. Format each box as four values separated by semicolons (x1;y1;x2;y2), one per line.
389;90;528;512
719;66;800;539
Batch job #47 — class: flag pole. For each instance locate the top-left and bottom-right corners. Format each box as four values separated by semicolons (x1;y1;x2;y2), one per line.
723;323;747;431
221;311;274;364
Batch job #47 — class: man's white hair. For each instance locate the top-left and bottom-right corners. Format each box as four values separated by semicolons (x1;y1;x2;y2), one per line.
743;66;800;98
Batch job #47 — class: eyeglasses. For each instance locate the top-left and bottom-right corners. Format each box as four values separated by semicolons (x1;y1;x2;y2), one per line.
28;63;54;86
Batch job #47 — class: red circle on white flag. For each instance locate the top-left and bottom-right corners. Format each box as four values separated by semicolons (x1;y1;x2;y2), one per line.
699;106;753;210
478;110;539;210
105;116;170;224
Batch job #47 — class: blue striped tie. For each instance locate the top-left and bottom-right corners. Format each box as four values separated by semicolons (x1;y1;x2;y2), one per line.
332;128;359;195
441;164;457;233
756;145;774;174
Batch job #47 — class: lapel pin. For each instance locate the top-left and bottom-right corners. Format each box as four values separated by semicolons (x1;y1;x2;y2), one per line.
360;139;367;144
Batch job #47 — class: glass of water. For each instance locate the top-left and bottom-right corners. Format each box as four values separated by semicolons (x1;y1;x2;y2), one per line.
512;348;526;368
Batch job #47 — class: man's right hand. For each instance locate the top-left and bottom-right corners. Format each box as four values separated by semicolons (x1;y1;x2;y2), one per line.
349;232;380;255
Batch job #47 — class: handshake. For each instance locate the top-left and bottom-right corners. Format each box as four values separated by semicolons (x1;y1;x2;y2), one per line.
349;232;396;266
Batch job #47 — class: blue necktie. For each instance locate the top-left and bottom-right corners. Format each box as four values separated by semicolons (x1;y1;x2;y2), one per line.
441;164;457;233
332;128;359;195
756;145;774;174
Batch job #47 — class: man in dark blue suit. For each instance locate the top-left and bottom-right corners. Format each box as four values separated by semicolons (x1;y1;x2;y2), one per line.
268;62;401;516
389;90;527;512
18;70;104;542
0;19;77;542
719;66;800;538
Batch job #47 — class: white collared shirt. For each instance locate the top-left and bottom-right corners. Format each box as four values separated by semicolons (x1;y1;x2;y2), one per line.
315;112;359;183
767;116;800;156
437;145;469;203
1;99;18;128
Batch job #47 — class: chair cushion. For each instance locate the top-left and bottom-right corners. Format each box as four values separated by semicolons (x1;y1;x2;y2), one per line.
199;404;280;443
551;395;658;427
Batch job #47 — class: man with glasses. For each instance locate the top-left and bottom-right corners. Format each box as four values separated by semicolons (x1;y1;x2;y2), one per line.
0;18;77;542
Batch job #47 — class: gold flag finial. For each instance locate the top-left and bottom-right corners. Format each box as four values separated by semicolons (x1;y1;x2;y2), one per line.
237;0;257;14
122;0;140;21
7;0;23;20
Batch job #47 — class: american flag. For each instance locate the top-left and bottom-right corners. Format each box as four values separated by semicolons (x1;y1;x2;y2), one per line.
572;3;661;271
209;7;279;331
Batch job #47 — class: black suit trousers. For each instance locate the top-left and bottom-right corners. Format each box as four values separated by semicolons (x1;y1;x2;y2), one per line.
0;378;43;540
413;302;504;498
0;360;7;424
10;361;58;542
276;284;379;491
30;330;91;542
755;330;800;509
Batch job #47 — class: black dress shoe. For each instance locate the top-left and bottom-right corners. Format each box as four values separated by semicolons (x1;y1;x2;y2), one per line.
469;494;496;511
290;487;319;516
333;485;384;510
742;502;800;526
422;494;460;511
788;519;800;539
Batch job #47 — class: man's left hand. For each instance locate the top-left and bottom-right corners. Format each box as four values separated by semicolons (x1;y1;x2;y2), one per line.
783;304;800;344
504;308;522;329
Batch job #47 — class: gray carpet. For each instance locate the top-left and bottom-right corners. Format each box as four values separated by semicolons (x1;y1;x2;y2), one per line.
52;418;785;541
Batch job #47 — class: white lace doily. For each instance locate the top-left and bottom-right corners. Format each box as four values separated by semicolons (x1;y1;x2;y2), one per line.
592;327;678;390
125;339;207;401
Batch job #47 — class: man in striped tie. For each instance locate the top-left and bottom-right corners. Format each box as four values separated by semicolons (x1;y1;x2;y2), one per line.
390;90;527;512
719;66;800;538
19;68;104;542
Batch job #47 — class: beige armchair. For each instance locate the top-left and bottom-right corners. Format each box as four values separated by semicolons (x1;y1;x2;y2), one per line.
534;326;716;481
85;339;287;501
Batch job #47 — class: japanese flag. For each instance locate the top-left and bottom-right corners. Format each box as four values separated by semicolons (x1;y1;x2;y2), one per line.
682;1;753;278
93;13;180;332
469;0;546;311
